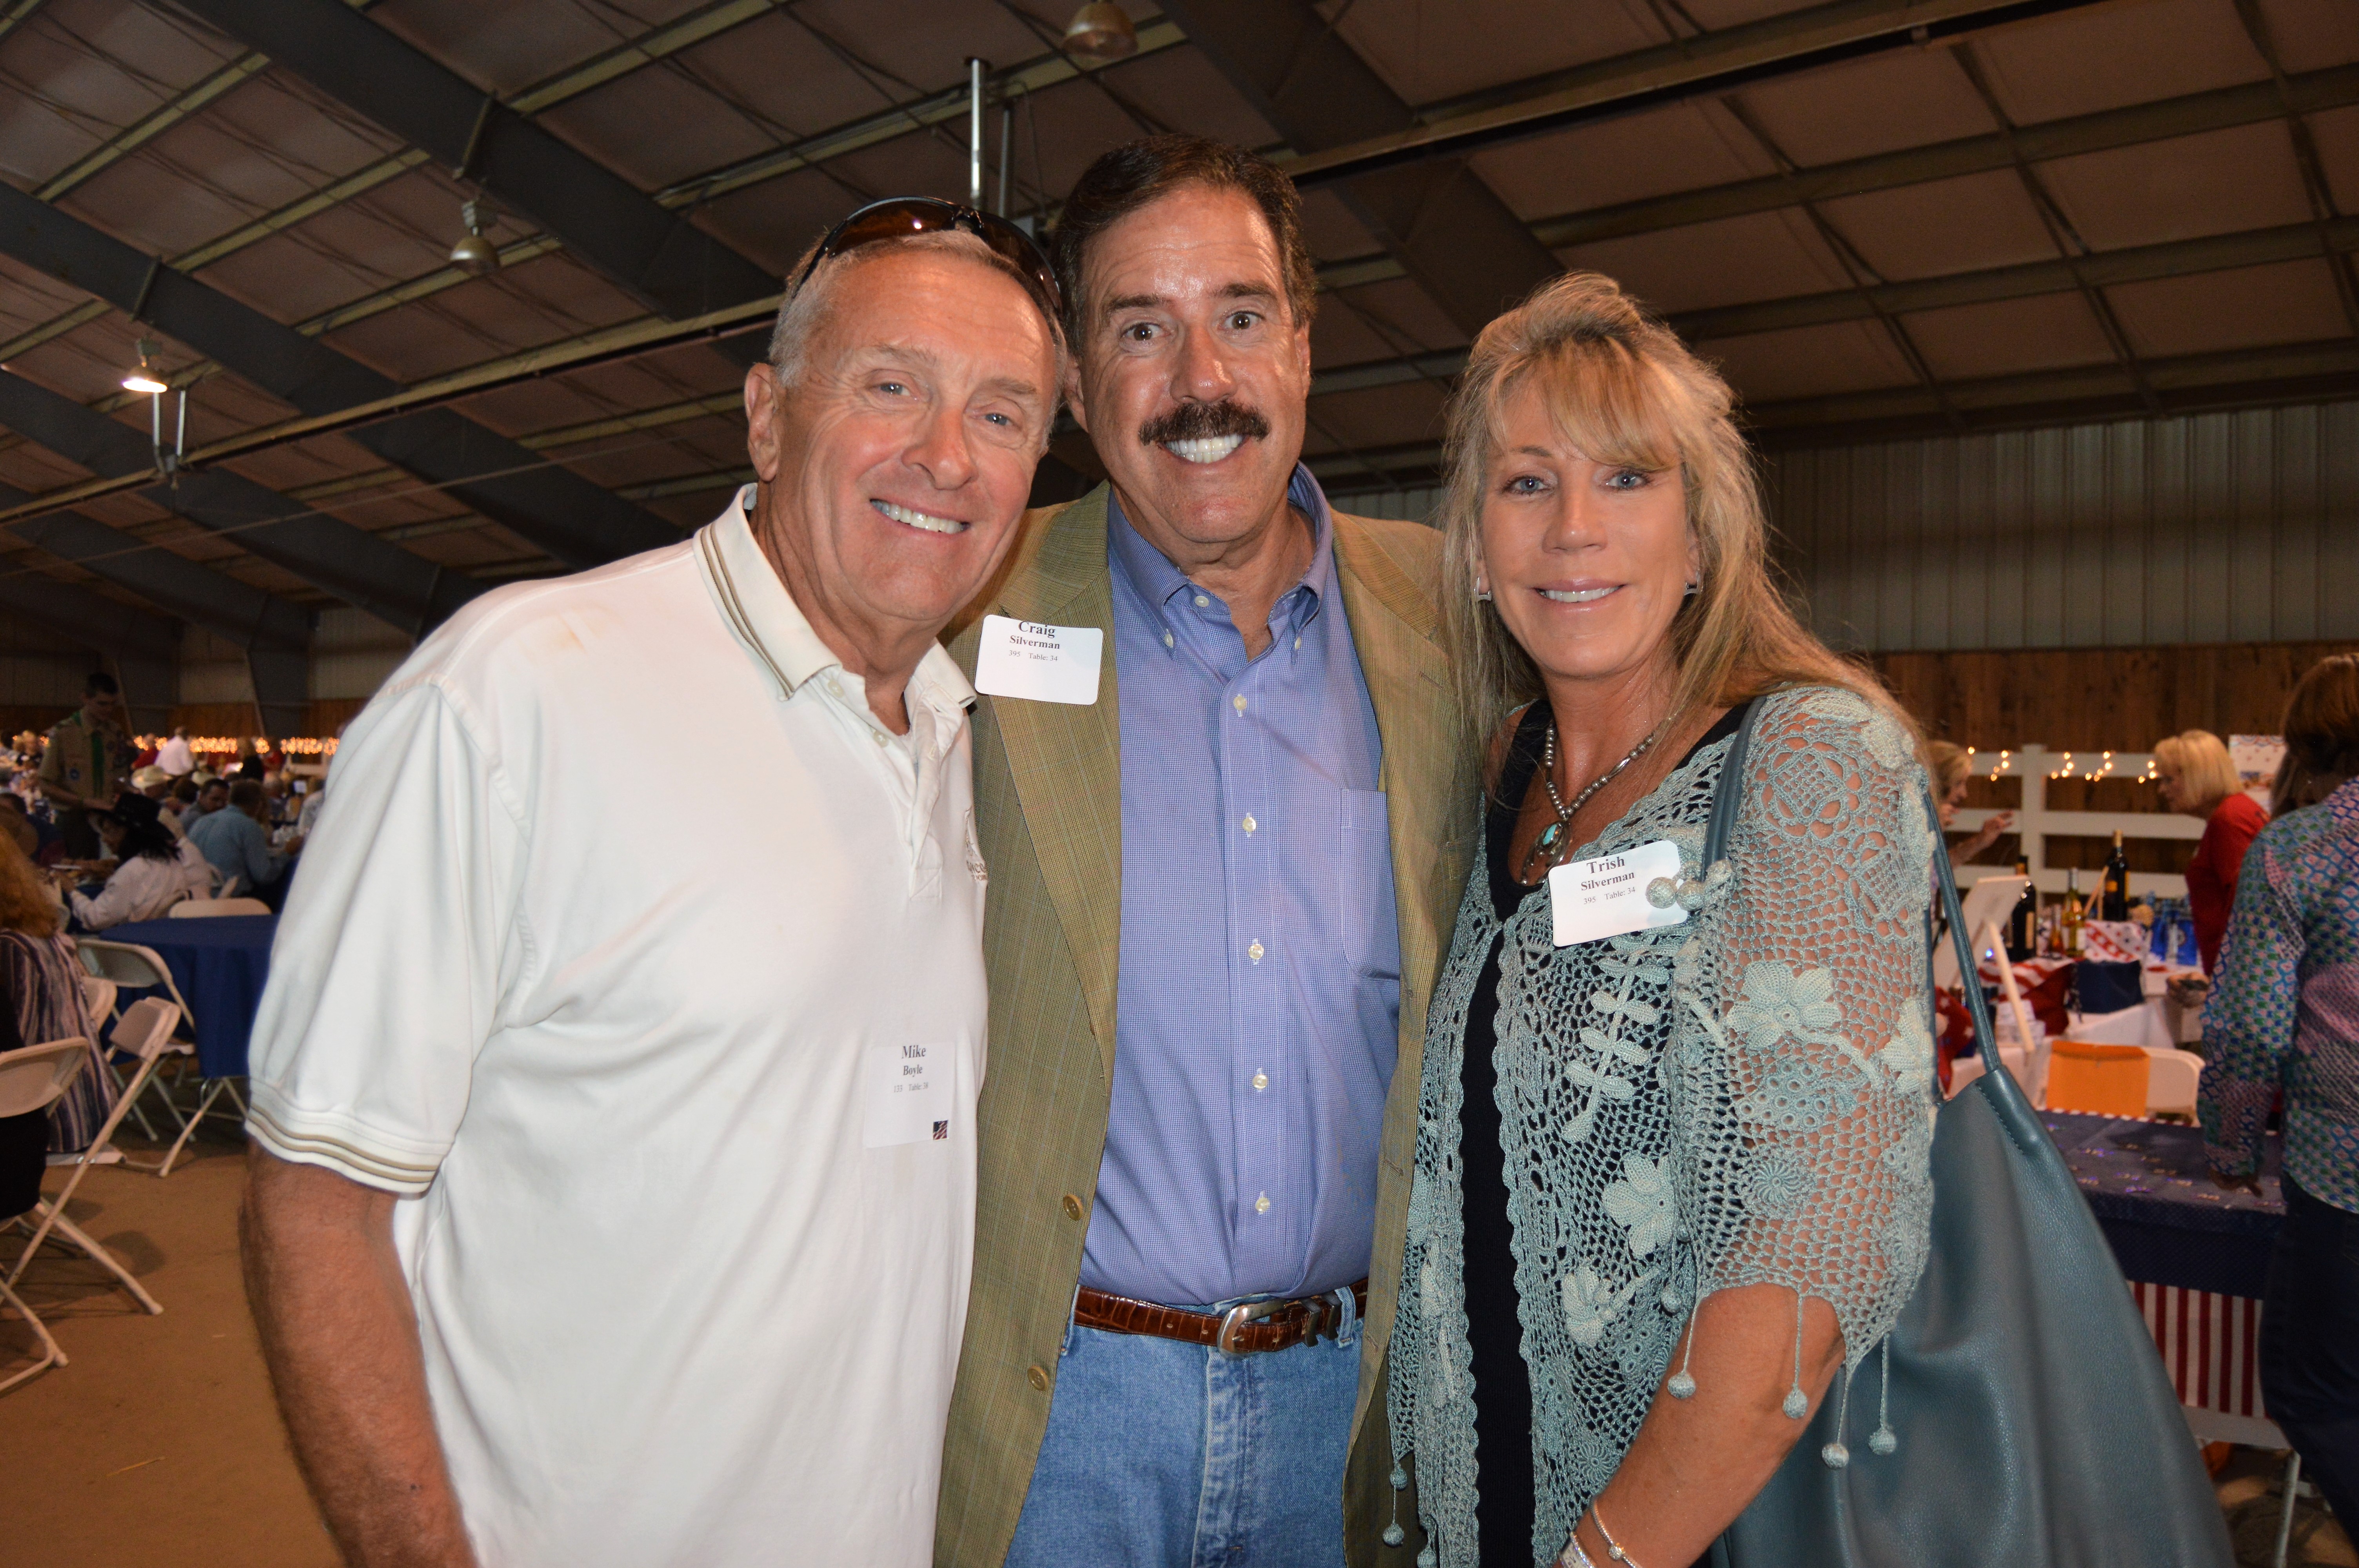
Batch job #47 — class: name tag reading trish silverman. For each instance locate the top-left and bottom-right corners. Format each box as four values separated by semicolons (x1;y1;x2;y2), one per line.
973;613;1103;705
1548;838;1688;947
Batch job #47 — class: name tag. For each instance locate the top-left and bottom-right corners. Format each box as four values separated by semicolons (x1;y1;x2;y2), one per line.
1549;838;1688;947
864;1042;952;1149
974;614;1102;705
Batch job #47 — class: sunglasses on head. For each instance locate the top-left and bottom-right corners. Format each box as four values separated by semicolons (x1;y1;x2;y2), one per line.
792;197;1063;332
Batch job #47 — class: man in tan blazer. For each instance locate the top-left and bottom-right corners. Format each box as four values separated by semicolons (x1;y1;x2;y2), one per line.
936;136;1475;1568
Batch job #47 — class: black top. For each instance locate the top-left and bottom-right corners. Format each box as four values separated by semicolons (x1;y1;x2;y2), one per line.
1464;701;1748;1565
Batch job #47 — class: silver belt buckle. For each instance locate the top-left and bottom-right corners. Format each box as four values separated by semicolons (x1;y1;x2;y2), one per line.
1215;1297;1285;1356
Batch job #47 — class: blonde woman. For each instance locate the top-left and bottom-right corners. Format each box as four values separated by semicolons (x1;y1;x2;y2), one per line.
2153;730;2267;973
1926;740;2013;869
1386;274;1940;1568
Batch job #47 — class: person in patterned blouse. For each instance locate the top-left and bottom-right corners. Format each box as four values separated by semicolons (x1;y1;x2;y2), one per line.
2200;651;2359;1533
1385;272;1938;1568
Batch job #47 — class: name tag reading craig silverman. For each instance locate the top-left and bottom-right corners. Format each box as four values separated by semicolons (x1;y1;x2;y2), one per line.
1548;838;1688;947
974;613;1103;705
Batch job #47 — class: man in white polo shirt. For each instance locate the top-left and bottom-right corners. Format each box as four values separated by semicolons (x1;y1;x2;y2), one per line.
238;200;1065;1568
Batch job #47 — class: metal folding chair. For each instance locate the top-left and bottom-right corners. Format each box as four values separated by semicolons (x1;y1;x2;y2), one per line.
6;1000;173;1311
78;972;160;1143
0;1040;115;1392
74;939;244;1176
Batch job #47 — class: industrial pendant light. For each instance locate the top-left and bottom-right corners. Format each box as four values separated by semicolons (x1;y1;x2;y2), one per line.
121;338;168;395
450;198;500;276
1063;2;1138;63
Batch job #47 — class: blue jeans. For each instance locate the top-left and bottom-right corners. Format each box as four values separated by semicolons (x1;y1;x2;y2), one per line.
2262;1174;2359;1530
1004;1291;1363;1568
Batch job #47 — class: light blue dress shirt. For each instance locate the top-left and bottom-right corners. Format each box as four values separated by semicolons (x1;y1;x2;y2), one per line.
1082;466;1402;1307
188;806;289;891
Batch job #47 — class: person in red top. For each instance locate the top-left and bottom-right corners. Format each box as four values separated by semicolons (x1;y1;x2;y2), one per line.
2155;728;2269;973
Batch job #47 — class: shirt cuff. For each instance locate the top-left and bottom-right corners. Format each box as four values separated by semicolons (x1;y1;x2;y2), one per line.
245;1082;449;1197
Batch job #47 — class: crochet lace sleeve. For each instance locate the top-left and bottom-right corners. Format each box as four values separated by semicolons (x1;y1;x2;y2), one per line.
1675;686;1939;1370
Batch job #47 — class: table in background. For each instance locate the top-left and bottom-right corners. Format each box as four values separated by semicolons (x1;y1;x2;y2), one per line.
101;915;276;1080
2046;1111;2286;1443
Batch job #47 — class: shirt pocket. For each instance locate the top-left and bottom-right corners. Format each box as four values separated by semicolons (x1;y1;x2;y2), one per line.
1339;788;1400;979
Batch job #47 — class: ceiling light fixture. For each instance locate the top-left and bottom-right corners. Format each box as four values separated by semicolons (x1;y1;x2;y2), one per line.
1063;2;1138;63
121;338;168;395
451;198;500;276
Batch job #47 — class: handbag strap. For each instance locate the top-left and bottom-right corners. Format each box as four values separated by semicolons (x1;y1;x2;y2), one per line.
1699;692;2028;1120
1701;699;1761;867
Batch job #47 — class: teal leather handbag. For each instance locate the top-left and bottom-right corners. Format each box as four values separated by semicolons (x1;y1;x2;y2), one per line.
1701;711;2232;1564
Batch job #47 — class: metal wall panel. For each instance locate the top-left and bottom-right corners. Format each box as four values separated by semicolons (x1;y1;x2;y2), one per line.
1767;401;2359;652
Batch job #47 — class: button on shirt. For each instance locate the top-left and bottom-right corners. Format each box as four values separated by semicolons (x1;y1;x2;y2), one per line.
1084;466;1401;1307
243;490;987;1567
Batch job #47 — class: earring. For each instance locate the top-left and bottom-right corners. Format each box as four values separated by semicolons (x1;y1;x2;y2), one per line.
1476;586;1493;602
1683;581;1699;597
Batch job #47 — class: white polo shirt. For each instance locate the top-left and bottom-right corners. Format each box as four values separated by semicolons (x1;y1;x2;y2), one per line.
245;490;987;1567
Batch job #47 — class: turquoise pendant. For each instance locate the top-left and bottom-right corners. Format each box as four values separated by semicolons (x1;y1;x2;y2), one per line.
1534;820;1565;858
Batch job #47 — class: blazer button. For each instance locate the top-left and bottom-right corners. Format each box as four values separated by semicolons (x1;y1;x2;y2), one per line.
1027;1364;1051;1392
1061;1194;1084;1221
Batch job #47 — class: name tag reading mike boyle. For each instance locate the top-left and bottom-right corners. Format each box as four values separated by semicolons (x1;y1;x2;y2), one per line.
974;614;1102;705
865;1042;951;1149
1549;838;1688;947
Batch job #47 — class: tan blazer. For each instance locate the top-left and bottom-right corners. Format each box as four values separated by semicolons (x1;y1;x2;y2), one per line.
934;485;1478;1568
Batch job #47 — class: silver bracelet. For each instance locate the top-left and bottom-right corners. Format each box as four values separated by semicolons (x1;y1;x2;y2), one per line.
1590;1501;1650;1568
1556;1535;1598;1568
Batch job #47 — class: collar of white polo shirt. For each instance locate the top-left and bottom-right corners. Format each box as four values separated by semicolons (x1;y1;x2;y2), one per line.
700;486;976;733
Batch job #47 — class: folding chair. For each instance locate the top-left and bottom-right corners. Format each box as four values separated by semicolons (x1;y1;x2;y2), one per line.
78;942;186;1145
74;972;160;1143
2141;1047;2205;1118
2045;1040;2151;1116
74;939;245;1177
168;898;269;918
0;1040;123;1392
5;1001;173;1312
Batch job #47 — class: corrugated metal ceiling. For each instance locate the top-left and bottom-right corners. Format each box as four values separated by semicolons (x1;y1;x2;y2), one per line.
0;0;2352;627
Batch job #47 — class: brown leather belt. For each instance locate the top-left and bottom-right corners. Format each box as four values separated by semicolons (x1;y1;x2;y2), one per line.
1074;1280;1368;1356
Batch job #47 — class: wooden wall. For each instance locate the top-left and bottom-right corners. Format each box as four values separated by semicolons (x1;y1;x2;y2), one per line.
1870;640;2359;753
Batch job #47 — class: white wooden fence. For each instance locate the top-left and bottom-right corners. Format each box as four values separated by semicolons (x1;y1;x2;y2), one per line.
1948;745;2202;899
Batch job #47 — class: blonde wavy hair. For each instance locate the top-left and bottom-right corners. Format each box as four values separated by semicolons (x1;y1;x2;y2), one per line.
2153;731;2240;815
1437;271;1913;760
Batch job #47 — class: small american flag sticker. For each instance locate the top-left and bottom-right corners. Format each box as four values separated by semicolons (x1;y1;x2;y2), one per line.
932;1120;949;1141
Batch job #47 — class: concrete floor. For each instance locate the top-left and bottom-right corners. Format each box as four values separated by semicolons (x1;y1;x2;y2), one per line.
0;1116;2350;1567
0;1123;333;1568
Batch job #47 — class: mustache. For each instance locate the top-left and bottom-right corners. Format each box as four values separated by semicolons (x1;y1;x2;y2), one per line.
1138;399;1271;448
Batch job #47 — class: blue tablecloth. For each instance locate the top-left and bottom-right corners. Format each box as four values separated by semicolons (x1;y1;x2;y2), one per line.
2044;1111;2284;1298
102;915;276;1080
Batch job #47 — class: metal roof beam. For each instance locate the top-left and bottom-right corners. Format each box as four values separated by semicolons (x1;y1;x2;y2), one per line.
0;16;1182;375
1278;0;2119;188
0;480;309;652
0;370;482;633
1300;215;2359;398
173;0;778;320
0;182;678;568
1747;338;2359;443
1532;60;2359;254
0;293;777;526
1158;0;1560;339
0;554;178;662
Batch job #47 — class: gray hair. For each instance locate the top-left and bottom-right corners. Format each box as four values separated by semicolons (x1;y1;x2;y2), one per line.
767;229;1066;428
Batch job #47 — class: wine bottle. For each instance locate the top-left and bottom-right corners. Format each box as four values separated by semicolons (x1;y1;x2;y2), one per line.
2006;858;2037;961
2101;830;2130;921
2061;868;2085;956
